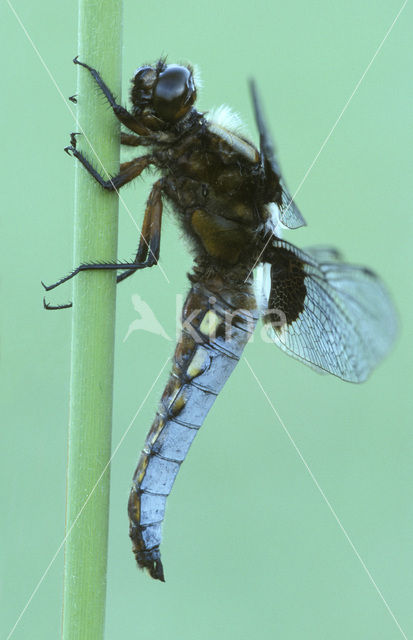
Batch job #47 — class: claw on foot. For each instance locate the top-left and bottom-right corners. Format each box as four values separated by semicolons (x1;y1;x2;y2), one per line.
43;297;72;311
64;132;81;155
73;56;91;71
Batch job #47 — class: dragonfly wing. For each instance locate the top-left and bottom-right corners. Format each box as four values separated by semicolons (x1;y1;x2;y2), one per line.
249;79;306;230
262;239;397;382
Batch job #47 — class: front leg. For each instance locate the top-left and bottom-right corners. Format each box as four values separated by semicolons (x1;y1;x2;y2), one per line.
74;57;150;136
65;133;154;190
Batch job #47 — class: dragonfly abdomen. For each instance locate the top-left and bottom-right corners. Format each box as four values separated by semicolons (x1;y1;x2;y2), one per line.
128;278;259;581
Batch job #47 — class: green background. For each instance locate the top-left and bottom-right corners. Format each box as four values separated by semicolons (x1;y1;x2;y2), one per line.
1;1;412;638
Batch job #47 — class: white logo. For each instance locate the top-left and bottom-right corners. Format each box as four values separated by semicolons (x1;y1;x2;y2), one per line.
123;294;172;342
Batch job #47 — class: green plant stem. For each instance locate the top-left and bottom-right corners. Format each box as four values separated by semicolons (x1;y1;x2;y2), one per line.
62;2;122;639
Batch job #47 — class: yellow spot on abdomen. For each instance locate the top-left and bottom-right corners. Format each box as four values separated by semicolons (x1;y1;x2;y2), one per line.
147;414;165;447
199;310;221;337
170;391;187;416
187;346;210;379
128;490;141;522
133;453;149;485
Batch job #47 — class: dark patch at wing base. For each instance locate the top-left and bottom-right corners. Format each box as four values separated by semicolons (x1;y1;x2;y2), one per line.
264;249;307;328
263;240;397;382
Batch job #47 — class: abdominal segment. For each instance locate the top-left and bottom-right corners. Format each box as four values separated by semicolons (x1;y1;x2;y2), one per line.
128;277;258;581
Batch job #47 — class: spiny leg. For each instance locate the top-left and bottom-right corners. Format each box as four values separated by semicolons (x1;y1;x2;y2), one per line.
65;132;154;190
73;56;149;136
43;298;72;311
42;179;164;294
117;179;164;283
42;261;149;293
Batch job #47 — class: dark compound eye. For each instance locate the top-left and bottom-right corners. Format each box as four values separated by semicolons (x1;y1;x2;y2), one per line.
153;65;196;122
134;66;156;87
132;66;157;102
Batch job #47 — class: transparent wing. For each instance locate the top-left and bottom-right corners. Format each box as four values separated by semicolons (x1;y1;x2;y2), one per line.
263;239;397;382
249;79;306;230
301;245;344;263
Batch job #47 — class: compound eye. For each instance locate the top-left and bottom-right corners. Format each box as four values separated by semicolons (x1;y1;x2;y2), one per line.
153;65;195;122
134;66;157;89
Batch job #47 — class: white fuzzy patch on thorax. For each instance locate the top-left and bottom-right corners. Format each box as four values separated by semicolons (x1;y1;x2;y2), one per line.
205;104;245;133
206;105;258;163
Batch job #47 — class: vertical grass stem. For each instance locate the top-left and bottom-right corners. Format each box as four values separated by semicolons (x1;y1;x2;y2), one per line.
62;2;122;638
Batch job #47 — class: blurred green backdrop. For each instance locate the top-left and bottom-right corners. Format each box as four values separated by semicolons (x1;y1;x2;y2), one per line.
1;1;412;638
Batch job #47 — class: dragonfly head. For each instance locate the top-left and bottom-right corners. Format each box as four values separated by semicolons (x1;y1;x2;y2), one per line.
131;60;197;130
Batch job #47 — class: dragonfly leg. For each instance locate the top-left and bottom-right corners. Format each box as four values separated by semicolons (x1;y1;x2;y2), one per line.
42;180;164;300
121;132;152;147
43;298;73;311
73;56;150;136
65;132;154;191
117;178;164;283
42;261;151;293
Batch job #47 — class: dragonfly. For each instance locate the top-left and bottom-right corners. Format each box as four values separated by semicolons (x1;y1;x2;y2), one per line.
43;57;397;582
